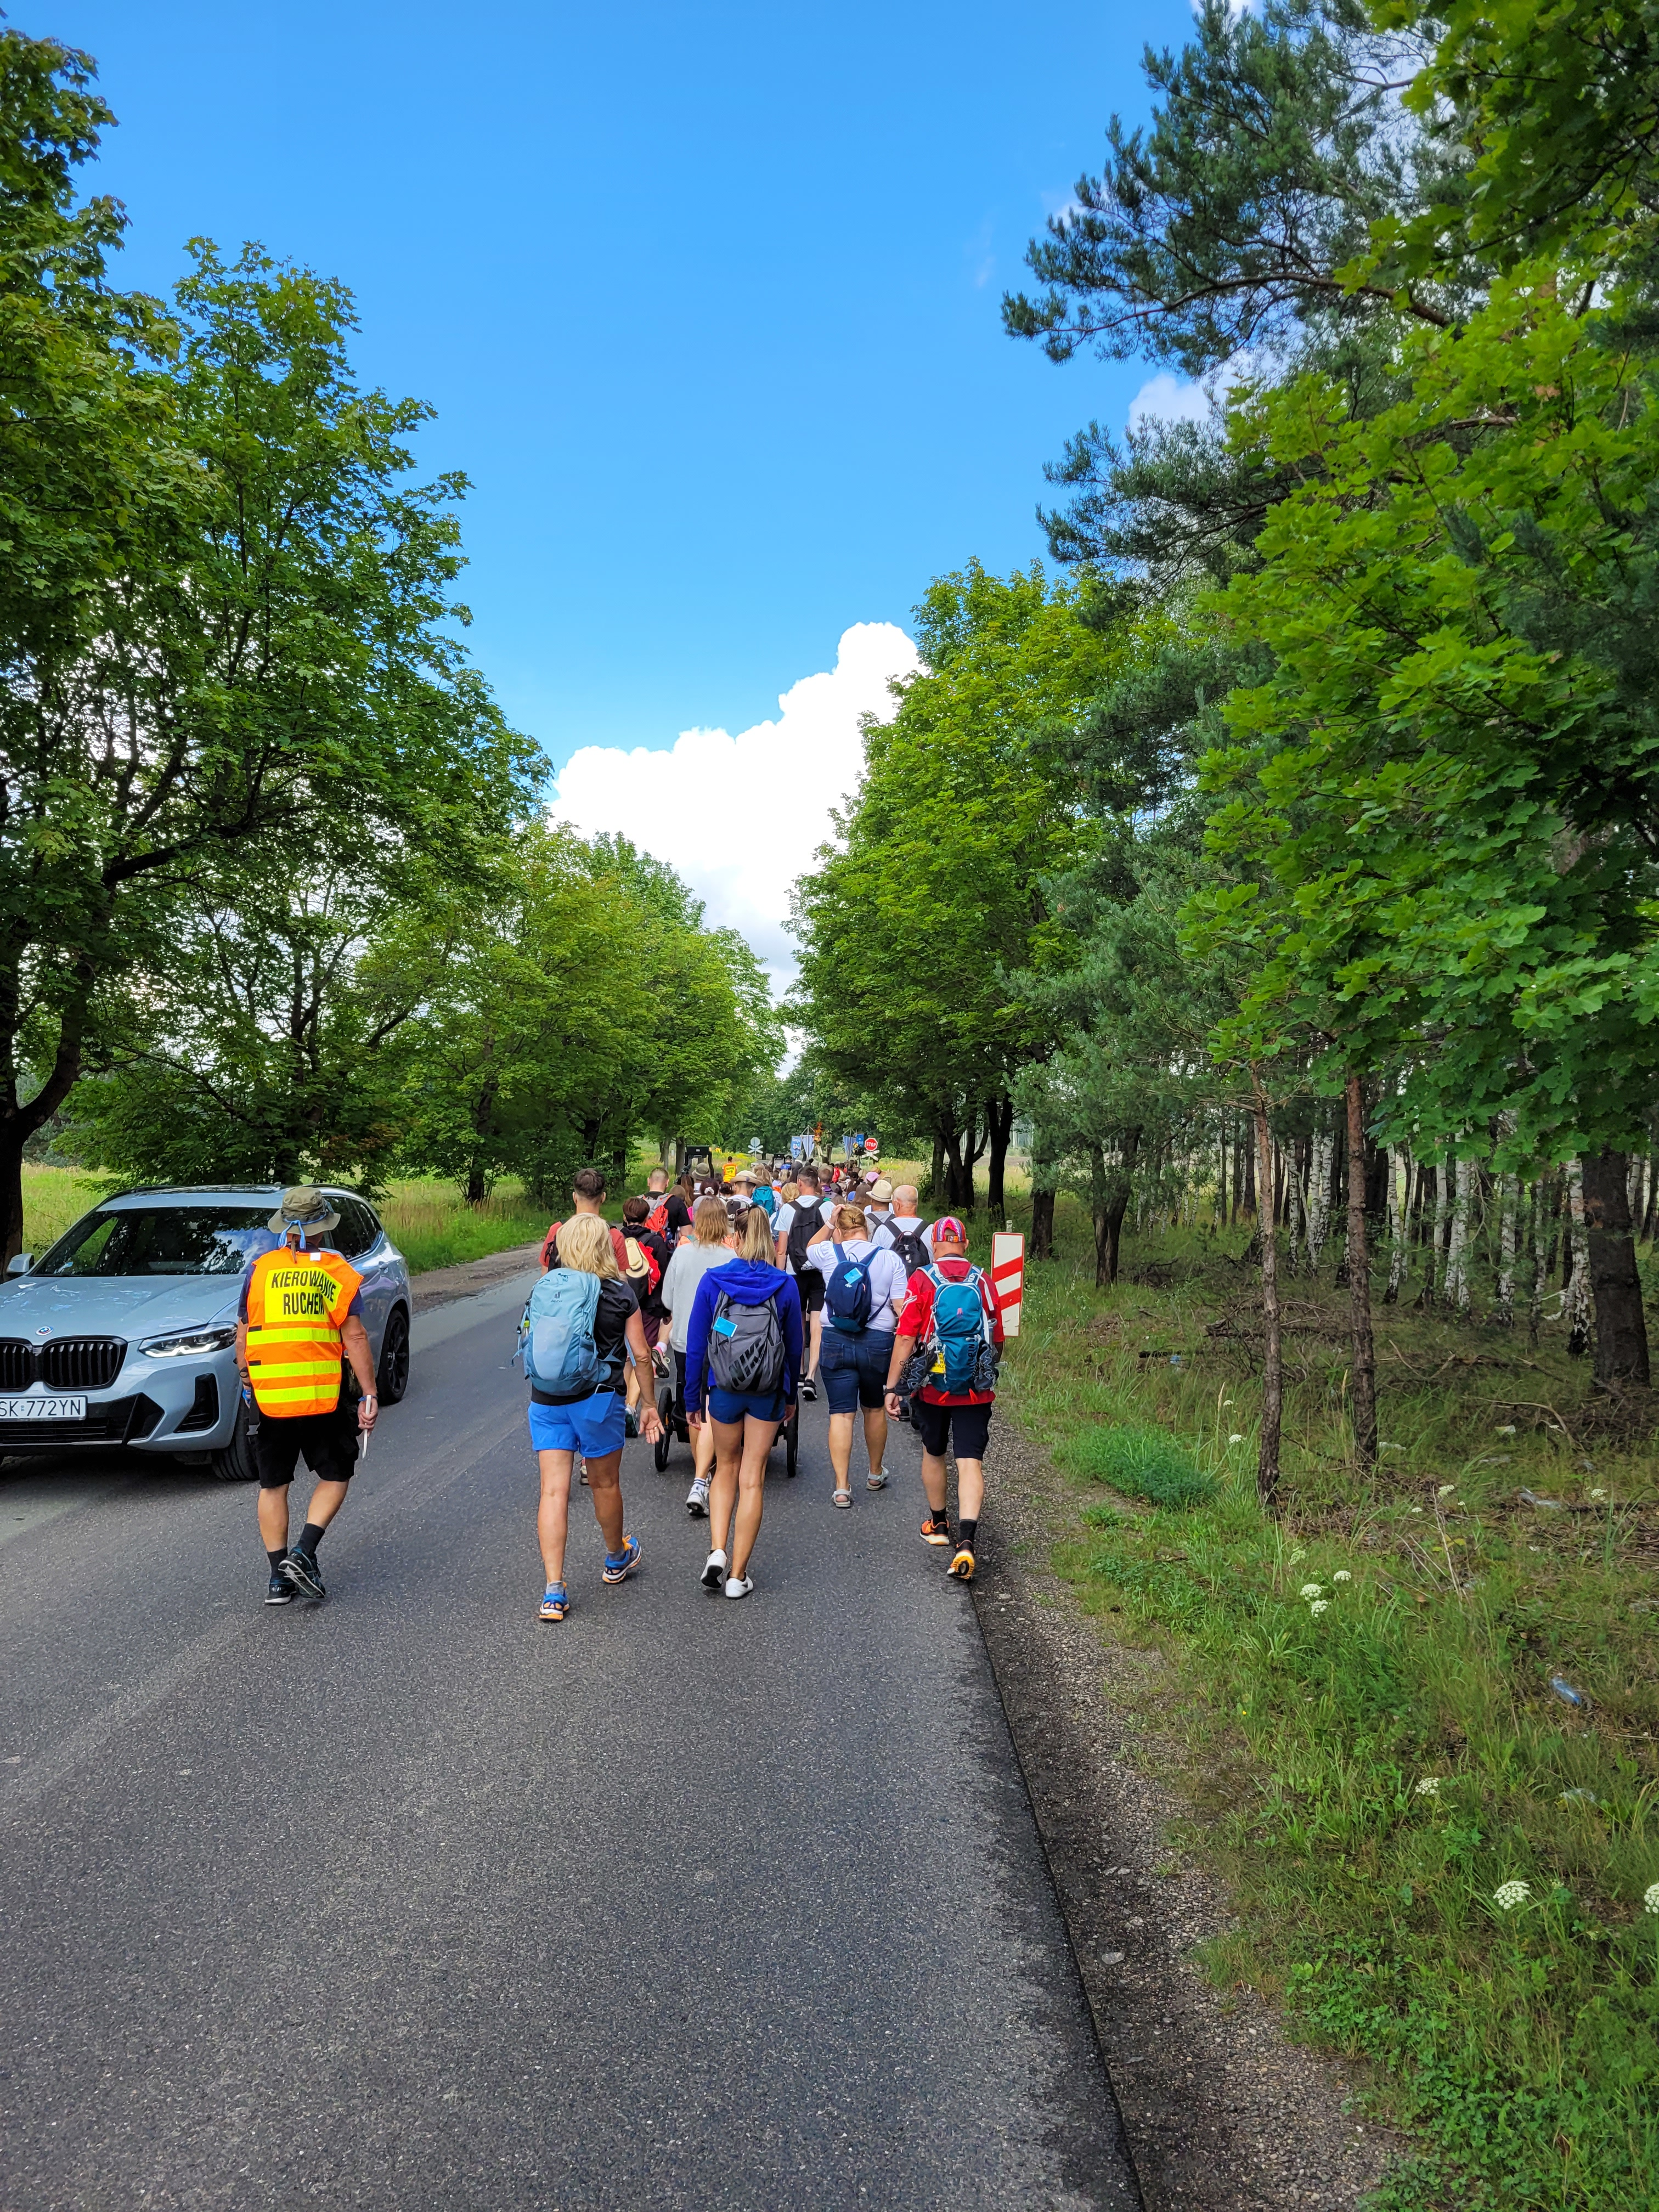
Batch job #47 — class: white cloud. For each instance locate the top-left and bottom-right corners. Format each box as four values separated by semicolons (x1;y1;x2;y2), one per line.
1127;370;1216;430
549;621;922;995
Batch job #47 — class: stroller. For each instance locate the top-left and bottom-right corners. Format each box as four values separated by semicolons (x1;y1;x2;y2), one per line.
653;1373;800;1479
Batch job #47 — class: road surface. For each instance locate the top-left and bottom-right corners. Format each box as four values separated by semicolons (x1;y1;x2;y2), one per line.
1;1270;1139;2209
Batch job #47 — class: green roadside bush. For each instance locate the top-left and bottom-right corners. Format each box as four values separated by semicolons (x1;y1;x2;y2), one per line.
1057;1420;1216;1508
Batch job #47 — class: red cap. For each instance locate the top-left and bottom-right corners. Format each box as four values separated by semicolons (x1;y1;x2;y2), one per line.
932;1216;967;1245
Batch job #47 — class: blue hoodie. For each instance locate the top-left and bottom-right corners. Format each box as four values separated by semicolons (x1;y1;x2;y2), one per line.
685;1260;803;1407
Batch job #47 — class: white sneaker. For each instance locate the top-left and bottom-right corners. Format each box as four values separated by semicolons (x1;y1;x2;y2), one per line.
700;1548;727;1590
685;1474;710;1515
724;1574;753;1600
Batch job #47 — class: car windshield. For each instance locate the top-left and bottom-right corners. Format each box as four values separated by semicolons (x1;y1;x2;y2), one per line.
35;1206;279;1279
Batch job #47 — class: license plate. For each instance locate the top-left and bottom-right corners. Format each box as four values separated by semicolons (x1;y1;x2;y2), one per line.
0;1396;86;1420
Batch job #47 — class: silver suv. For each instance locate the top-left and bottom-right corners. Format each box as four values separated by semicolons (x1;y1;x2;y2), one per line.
0;1185;412;1480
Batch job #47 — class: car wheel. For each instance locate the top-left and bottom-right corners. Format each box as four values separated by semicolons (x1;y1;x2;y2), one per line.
211;1402;258;1483
377;1306;411;1404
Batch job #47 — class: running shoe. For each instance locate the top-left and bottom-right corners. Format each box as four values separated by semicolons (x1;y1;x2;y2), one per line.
920;1514;952;1547
800;1376;818;1402
685;1474;710;1516
624;1403;640;1438
538;1582;569;1622
947;1547;977;1582
265;1573;295;1606
278;1548;326;1600
601;1536;642;1584
700;1548;727;1590
724;1574;753;1600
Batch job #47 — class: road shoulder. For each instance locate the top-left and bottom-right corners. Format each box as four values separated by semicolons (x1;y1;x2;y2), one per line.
409;1242;542;1312
975;1417;1398;2212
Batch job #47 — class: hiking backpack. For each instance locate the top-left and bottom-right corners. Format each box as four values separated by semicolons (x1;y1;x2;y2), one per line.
924;1263;994;1394
520;1269;606;1396
823;1243;876;1335
882;1220;930;1280
708;1289;787;1396
785;1198;825;1274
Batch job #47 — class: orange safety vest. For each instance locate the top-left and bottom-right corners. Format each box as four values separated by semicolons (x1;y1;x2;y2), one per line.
244;1245;363;1418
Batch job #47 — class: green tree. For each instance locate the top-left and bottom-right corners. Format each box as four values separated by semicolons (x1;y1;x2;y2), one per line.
793;562;1114;1214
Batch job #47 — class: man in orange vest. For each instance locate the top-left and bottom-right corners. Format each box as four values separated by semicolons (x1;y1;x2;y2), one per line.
236;1185;380;1605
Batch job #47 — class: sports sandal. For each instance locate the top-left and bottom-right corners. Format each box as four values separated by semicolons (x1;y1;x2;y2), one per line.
832;1488;853;1508
538;1583;569;1622
866;1471;888;1489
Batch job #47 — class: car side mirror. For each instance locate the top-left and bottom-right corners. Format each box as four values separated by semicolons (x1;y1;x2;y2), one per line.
6;1252;34;1277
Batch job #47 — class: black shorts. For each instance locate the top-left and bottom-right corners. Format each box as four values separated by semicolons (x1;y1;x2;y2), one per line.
253;1401;359;1488
795;1266;825;1315
912;1397;992;1463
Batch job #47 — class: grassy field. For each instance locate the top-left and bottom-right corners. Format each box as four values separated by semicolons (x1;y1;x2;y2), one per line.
21;1164;111;1255
993;1191;1659;2211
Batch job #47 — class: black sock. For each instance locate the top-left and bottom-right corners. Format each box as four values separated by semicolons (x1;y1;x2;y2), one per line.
957;1517;978;1553
267;1548;287;1576
296;1522;325;1561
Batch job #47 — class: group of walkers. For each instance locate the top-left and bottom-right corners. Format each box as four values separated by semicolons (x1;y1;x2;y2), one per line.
239;1162;1005;1624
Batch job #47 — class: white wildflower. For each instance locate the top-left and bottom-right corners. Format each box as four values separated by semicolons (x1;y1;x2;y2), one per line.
1288;1545;1306;1564
1333;1570;1353;1582
1410;1506;1424;1514
1300;1583;1324;1600
1437;1483;1455;1497
1414;1776;1441;1797
1493;1880;1532;1912
1228;1432;1245;1443
1589;1487;1607;1502
1310;1599;1330;1617
1644;1883;1659;1916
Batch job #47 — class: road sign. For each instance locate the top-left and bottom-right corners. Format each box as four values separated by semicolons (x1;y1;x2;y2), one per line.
864;1136;878;1153
991;1231;1024;1338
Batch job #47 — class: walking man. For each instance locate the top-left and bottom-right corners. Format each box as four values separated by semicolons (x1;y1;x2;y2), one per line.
883;1216;1005;1582
239;1186;379;1605
774;1165;832;1398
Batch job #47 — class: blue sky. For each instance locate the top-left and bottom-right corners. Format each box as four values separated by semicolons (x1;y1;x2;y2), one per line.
49;0;1190;772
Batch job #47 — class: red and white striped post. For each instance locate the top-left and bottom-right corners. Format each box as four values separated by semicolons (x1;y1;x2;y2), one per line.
990;1230;1025;1338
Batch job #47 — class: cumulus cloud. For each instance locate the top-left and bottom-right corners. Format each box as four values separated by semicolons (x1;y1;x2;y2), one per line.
549;621;922;992
1127;370;1217;430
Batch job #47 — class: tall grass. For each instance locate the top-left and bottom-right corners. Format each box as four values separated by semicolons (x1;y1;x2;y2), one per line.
996;1193;1659;2210
377;1179;549;1274
20;1164;110;1255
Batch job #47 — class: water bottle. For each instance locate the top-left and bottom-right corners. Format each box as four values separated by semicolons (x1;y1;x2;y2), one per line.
1549;1676;1587;1708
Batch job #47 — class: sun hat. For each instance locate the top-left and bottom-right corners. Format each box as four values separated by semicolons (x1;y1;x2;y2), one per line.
268;1184;341;1236
931;1215;968;1245
732;1167;757;1186
870;1178;893;1202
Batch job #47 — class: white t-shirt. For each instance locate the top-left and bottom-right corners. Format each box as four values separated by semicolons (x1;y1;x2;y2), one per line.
660;1242;735;1353
805;1237;909;1332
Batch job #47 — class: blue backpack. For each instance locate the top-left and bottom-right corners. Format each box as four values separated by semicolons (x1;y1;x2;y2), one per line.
823;1243;876;1335
926;1264;991;1393
520;1269;606;1396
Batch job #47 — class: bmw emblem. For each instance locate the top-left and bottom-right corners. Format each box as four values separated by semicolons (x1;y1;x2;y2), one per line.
34;1327;49;1338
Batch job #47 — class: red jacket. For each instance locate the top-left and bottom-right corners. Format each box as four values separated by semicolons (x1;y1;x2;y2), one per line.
896;1257;1004;1406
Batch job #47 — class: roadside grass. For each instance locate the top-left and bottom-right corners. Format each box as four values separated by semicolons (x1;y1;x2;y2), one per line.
21;1163;111;1254
379;1179;549;1274
993;1193;1659;2211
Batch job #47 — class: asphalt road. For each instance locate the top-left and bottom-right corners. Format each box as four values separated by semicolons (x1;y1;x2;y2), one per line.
1;1272;1139;2211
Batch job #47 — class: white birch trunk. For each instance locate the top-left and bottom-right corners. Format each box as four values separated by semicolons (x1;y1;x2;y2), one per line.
1443;1155;1472;1314
1386;1148;1411;1303
1565;1159;1591;1355
1496;1173;1517;1325
1307;1125;1333;1272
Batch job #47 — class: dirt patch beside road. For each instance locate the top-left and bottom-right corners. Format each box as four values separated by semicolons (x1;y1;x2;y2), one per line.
974;1419;1400;2211
409;1243;541;1312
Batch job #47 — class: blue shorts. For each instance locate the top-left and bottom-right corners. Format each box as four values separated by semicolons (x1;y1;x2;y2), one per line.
708;1385;787;1426
528;1389;626;1457
819;1327;895;1414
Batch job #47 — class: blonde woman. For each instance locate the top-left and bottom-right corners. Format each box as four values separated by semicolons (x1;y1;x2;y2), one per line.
659;1195;738;1514
685;1200;803;1598
803;1201;908;1506
528;1212;662;1622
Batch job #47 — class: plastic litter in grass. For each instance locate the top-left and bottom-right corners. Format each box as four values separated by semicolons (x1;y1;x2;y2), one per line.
1549;1677;1588;1708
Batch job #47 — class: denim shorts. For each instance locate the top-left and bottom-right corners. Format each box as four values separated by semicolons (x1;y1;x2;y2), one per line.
819;1327;895;1414
708;1385;787;1426
528;1389;626;1457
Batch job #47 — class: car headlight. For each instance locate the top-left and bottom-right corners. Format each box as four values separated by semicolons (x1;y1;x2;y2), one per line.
139;1325;238;1358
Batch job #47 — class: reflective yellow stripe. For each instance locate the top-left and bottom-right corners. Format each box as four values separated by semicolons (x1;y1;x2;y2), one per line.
247;1325;342;1346
258;1382;343;1404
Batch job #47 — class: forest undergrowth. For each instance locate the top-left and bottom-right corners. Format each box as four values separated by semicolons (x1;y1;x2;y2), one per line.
995;1192;1659;2211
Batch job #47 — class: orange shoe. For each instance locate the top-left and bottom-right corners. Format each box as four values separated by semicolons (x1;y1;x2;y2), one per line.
946;1547;976;1582
921;1514;952;1547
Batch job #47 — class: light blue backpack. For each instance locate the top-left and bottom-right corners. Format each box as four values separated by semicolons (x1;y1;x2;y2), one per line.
519;1269;605;1396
